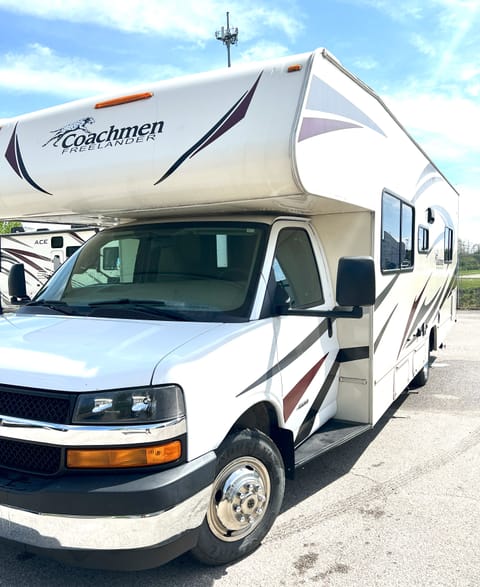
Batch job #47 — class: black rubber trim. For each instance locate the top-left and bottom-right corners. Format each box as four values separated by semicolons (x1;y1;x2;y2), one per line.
3;528;200;571
0;451;216;516
337;346;369;362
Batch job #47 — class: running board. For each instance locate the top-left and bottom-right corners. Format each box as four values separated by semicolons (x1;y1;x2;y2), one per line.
294;419;371;469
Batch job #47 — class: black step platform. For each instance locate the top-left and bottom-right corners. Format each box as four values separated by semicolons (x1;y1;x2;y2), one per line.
294;419;371;469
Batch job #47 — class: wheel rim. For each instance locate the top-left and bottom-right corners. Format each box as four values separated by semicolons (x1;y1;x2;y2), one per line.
207;456;271;542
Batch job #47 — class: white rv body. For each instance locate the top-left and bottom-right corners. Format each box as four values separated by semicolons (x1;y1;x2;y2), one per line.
0;225;97;304
0;49;458;569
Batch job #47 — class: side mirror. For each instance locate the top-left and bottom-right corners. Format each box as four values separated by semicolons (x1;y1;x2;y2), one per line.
8;263;31;304
272;256;375;321
336;256;375;307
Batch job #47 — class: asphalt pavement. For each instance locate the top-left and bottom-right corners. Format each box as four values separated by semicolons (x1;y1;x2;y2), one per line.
1;310;479;586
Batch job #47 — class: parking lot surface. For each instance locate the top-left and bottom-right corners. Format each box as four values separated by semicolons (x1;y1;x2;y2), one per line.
1;311;479;586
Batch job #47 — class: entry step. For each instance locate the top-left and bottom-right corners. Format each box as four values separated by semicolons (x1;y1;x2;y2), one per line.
294;419;371;469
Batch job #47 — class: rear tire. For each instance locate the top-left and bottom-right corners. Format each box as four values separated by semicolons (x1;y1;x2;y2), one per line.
410;353;430;388
190;428;285;566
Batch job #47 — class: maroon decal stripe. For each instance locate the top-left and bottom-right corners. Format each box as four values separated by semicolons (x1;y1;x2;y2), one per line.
238;320;330;397
3;247;51;262
283;353;328;422
3;248;50;272
294;357;341;446
190;73;263;158
155;72;263;185
397;275;431;358
15;138;52;195
4;124;51;195
5;124;22;178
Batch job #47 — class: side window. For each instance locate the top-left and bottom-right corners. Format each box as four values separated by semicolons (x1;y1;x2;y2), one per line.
444;227;454;263
51;236;64;249
418;226;429;253
273;228;324;308
66;245;80;258
381;191;414;271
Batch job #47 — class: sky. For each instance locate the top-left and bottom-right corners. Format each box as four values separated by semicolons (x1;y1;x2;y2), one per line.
0;0;479;245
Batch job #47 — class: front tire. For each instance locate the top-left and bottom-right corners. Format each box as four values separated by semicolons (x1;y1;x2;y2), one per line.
191;428;285;566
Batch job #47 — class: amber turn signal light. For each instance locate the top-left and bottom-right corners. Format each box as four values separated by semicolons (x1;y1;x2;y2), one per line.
66;441;181;469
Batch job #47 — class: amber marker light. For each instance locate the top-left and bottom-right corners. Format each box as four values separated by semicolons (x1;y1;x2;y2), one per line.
95;92;154;109
287;64;303;72
66;441;181;469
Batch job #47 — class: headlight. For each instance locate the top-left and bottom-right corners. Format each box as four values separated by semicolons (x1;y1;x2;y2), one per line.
72;385;185;424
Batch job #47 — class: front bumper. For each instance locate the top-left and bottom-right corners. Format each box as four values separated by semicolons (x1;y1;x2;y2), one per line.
0;451;216;569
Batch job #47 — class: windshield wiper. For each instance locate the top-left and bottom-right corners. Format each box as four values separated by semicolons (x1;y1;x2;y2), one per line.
25;300;78;316
87;299;188;321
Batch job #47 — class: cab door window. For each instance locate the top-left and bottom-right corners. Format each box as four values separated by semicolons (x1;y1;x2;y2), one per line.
273;228;324;308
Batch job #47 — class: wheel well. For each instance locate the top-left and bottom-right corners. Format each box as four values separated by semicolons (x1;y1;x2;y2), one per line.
229;402;295;479
230;402;277;436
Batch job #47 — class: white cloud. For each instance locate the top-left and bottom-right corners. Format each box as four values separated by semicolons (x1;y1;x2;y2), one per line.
383;87;480;242
0;44;125;98
410;33;437;57
0;0;214;38
434;0;480;30
0;0;303;42
0;43;190;101
238;41;290;63
350;0;424;21
0;0;304;104
460;64;480;82
354;0;479;25
455;184;480;245
384;91;480;158
352;57;379;71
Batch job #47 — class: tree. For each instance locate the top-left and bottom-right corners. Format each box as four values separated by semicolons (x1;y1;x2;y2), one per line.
0;221;22;234
459;238;480;255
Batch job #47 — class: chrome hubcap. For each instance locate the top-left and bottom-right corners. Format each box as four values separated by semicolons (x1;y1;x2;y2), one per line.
207;456;270;542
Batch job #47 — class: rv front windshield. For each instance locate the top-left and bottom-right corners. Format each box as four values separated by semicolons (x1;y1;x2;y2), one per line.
36;221;268;321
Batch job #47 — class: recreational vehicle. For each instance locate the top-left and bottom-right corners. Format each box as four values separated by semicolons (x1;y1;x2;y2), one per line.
0;49;458;569
0;225;97;305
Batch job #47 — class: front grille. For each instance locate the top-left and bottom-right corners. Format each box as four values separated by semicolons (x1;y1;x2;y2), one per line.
0;386;71;475
0;437;62;475
0;386;72;424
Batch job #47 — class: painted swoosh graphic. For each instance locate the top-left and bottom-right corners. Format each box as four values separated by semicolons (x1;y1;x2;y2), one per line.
299;117;361;141
294;358;340;446
237;319;331;397
301;75;386;141
5;124;52;195
155;72;263;185
2;248;50;272
283;353;329;422
397;276;431;358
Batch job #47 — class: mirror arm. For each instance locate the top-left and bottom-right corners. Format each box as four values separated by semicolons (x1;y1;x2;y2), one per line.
276;305;364;319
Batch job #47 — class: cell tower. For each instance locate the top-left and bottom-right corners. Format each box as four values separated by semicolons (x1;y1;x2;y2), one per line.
215;11;238;67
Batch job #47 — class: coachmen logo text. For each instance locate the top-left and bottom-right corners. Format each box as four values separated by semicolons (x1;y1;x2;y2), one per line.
42;117;165;154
